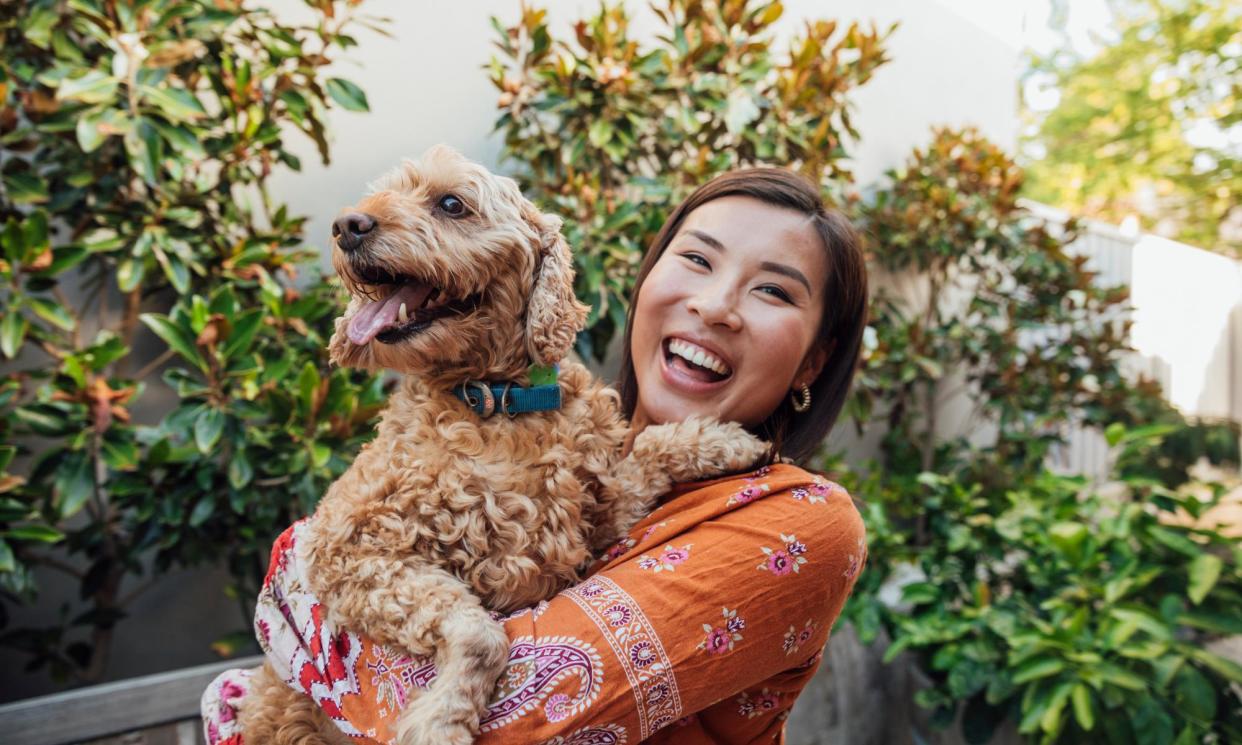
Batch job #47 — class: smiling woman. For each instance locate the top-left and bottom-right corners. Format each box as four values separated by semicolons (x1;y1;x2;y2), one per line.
620;169;869;463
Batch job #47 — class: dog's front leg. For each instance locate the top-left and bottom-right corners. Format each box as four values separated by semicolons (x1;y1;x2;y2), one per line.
594;414;770;542
394;597;509;745
317;557;508;745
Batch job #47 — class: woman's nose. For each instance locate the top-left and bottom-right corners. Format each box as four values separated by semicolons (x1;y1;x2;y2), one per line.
685;284;742;330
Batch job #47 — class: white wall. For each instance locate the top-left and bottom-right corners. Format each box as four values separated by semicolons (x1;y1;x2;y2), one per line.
266;0;1022;265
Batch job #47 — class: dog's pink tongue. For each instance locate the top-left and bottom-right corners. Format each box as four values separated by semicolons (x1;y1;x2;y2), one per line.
346;283;434;345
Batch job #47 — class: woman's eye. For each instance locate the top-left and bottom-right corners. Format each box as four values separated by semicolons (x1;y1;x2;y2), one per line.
759;285;793;303
437;194;467;217
680;252;710;269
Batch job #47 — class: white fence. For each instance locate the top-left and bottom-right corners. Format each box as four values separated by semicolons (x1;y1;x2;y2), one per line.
1029;202;1242;481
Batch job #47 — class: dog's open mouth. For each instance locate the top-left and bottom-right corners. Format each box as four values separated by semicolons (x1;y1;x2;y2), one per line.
346;265;478;345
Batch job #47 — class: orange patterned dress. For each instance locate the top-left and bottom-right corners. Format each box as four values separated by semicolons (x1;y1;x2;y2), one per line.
201;462;866;745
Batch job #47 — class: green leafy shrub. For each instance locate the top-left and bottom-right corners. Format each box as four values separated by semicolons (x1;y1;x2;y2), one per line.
842;128;1242;743
488;0;892;359
852;127;1136;486
0;0;387;683
854;429;1242;744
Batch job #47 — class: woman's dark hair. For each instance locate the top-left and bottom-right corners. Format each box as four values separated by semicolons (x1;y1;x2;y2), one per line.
616;167;869;465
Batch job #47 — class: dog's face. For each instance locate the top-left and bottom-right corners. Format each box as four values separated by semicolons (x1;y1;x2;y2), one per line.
328;145;587;381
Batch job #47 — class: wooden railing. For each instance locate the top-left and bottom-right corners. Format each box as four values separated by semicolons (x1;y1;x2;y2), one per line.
0;656;262;745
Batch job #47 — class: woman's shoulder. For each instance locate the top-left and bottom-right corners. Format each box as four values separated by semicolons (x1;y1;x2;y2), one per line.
744;463;864;538
654;461;864;544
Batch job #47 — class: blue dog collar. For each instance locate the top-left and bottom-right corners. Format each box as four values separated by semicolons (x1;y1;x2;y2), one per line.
452;364;561;418
453;380;561;418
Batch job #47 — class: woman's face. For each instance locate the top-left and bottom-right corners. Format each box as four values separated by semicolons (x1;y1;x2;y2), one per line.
629;195;829;429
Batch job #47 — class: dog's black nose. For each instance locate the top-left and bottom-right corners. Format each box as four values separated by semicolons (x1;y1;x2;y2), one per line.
332;212;377;252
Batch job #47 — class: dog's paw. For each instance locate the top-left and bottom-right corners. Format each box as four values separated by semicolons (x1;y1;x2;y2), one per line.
636;415;770;482
395;694;478;745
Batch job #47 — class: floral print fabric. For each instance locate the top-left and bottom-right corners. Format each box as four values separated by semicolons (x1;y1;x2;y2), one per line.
201;463;865;744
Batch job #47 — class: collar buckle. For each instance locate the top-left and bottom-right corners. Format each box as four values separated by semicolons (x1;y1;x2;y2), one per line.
460;380;496;417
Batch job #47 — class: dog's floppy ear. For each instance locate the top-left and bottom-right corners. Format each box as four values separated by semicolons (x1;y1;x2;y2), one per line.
524;209;589;366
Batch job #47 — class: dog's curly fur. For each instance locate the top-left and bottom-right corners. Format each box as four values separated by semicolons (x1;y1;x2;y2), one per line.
238;146;767;745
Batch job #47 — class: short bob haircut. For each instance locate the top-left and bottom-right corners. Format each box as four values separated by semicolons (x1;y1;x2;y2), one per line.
616;167;869;465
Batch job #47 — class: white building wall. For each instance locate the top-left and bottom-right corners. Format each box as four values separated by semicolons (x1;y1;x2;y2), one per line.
265;0;1022;261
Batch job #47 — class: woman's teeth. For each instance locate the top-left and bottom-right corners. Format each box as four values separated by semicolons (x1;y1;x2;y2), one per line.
668;339;731;376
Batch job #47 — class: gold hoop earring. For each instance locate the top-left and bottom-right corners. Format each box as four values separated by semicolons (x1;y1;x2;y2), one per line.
791;383;811;413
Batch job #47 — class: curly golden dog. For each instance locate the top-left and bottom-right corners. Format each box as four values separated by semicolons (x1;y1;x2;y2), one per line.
237;145;767;745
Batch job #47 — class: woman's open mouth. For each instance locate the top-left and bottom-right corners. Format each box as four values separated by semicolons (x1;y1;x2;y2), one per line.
345;265;479;345
661;337;733;385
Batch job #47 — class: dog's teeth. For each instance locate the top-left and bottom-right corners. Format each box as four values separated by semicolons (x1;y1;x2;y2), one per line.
398;302;408;323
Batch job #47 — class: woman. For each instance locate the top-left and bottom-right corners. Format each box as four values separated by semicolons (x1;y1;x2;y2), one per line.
204;167;869;744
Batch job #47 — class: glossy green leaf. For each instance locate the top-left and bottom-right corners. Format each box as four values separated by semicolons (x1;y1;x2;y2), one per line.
140;313;206;372
296;361;320;410
14;404;71;436
1012;657;1065;685
3;173;49;204
5;524;65;542
188;496;215;527
0;311;29;358
220;309;265;359
1177;609;1242;635
0;539;14;573
22;5;58;47
140;85;207;121
194;407;225;453
54;451;93;519
56;70;118;103
325;78;369;112
310;442;330;468
28;296;75;332
1186;553;1222;605
116;257;146;291
1172;665;1215;722
1188;647;1242;685
228;451;253;489
1070;683;1094;731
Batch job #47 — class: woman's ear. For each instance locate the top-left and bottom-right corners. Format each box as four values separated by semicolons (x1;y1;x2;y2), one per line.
524;210;589;366
794;338;833;389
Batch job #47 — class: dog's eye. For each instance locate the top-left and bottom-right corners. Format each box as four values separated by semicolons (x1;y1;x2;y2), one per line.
437;194;468;217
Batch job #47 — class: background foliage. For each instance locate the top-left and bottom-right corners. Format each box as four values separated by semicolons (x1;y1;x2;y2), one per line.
843;127;1242;743
0;0;387;682
488;0;892;359
1021;0;1241;257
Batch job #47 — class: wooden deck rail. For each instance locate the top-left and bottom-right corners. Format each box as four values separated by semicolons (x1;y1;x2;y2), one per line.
0;656;262;745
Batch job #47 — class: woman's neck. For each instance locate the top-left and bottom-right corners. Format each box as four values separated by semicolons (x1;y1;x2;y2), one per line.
621;409;653;458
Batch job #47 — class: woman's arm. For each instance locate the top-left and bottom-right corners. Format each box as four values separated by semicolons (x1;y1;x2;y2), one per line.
254;468;866;744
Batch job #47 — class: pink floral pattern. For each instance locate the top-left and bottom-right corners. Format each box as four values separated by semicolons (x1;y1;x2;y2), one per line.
201;668;253;745
782;619;817;656
844;535;866;580
698;607;745;656
758;533;808;575
726;482;770;506
636;544;692;573
789;477;839;505
735;688;781;719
